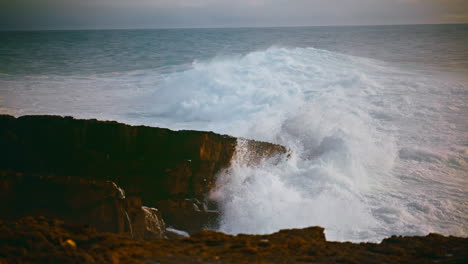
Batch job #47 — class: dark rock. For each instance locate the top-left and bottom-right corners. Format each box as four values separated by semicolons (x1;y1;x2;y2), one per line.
0;171;165;240
0;115;287;231
1;216;466;264
155;198;219;234
0;115;286;204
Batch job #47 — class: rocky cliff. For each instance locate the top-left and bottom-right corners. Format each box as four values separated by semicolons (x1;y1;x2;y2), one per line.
0;115;287;234
0;115;466;263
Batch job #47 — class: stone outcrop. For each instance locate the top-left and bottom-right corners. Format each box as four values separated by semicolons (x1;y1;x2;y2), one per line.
154;198;219;233
142;206;166;240
0;171;165;240
1;216;466;264
0;115;287;234
0;115;466;262
0;115;286;201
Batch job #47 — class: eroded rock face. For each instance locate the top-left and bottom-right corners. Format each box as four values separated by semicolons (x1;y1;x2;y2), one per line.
0;115;287;233
0;115;235;203
0;115;286;203
155;198;219;234
0;171;165;240
142;206;166;240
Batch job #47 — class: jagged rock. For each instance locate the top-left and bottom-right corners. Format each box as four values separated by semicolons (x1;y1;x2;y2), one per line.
142;206;166;240
0;171;165;240
155;198;218;234
0;115;286;204
0;216;466;264
0;171;128;234
0;115;287;232
235;138;290;166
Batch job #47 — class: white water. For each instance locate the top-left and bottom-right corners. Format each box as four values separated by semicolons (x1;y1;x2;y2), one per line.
3;47;467;242
148;47;466;242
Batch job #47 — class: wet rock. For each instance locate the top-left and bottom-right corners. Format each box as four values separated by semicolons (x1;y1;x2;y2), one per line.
142;206;166;240
155;198;219;234
165;227;190;239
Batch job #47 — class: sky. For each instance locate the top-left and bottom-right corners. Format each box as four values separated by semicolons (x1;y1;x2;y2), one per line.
1;0;468;30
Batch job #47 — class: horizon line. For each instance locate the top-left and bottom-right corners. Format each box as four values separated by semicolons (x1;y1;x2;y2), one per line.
1;22;467;32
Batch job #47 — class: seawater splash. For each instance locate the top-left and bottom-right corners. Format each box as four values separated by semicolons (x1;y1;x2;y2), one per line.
209;99;395;242
147;47;392;135
210;139;382;241
151;47;398;241
147;47;466;242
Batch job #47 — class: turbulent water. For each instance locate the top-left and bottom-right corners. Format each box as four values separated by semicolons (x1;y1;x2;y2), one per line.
1;24;467;242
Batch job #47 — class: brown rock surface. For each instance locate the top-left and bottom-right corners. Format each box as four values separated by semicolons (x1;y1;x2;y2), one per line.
0;115;287;230
155;198;219;233
0;216;466;264
142;206;166;240
0;171;165;240
0;115;286;201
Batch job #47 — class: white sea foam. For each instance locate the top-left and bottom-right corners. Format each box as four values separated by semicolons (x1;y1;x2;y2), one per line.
144;47;466;241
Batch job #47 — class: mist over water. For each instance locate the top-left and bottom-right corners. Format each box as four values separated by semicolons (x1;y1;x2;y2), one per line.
1;25;467;241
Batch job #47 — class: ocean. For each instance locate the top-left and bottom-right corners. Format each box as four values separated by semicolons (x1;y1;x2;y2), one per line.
1;24;467;242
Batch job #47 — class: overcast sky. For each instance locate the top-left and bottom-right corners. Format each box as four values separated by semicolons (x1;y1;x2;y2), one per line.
1;0;468;30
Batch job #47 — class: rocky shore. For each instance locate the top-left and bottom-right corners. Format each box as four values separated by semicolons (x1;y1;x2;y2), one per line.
1;216;466;264
0;115;466;263
0;115;286;235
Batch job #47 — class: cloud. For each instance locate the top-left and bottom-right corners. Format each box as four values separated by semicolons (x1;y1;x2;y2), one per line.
444;12;468;22
1;0;467;29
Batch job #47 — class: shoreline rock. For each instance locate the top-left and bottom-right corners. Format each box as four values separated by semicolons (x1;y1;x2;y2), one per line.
0;216;466;264
1;115;466;263
0;115;287;234
0;171;166;240
0;115;286;200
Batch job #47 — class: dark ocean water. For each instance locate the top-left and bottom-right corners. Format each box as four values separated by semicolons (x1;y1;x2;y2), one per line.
1;24;467;241
1;24;468;76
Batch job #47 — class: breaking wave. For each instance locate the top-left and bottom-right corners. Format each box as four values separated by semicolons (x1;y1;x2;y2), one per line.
4;45;467;242
146;47;467;242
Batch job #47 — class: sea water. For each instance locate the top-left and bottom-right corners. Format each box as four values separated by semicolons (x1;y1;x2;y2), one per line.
1;24;467;242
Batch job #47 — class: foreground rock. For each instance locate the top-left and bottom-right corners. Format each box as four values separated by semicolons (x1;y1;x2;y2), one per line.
154;198;219;233
0;171;165;240
0;115;287;232
0;217;466;264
